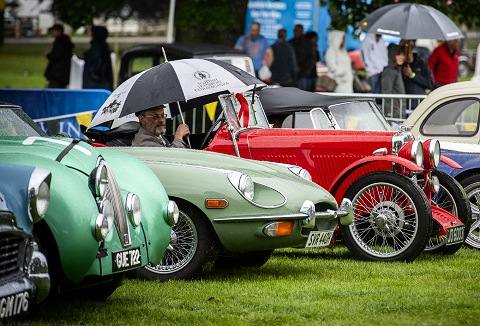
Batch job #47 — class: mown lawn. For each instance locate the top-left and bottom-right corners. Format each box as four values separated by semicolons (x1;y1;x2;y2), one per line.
6;246;480;326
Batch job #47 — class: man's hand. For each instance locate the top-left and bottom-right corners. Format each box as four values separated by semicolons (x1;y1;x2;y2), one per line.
403;64;413;78
174;124;190;140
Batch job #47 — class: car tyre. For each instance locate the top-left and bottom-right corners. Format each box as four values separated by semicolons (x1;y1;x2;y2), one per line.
340;172;431;262
458;61;470;78
215;250;274;269
459;173;480;249
420;170;471;254
134;200;217;280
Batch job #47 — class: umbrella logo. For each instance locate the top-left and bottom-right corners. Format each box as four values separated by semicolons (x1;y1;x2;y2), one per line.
102;99;121;115
194;71;211;80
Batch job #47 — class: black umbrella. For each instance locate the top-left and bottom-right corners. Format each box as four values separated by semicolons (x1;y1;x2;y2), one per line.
89;58;265;129
357;3;464;41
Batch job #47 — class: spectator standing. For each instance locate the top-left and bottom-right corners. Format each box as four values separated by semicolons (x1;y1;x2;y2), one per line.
305;31;320;91
325;30;354;93
235;22;273;79
360;33;388;94
82;26;114;91
400;40;434;112
288;24;317;91
270;28;297;87
381;44;406;119
428;38;461;89
44;23;74;88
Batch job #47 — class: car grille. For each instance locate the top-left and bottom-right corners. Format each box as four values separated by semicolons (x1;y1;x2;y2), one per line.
104;163;131;247
0;232;25;279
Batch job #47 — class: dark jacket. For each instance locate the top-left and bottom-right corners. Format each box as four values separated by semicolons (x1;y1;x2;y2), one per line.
83;26;114;90
44;34;74;86
270;40;297;86
289;36;316;78
403;52;434;109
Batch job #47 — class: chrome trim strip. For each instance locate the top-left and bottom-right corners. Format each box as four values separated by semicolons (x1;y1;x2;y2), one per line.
213;209;345;223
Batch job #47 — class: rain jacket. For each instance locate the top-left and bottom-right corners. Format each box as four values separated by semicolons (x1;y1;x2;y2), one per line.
325;30;354;93
403;52;434;109
381;44;405;119
83;26;114;90
428;42;459;87
44;34;74;86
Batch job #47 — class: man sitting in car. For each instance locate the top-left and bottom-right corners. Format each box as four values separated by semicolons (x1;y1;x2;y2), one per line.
132;105;190;148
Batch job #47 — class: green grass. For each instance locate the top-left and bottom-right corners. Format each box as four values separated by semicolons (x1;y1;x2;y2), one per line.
6;246;480;325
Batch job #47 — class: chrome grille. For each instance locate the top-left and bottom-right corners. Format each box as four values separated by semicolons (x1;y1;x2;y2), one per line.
104;162;131;247
0;233;24;279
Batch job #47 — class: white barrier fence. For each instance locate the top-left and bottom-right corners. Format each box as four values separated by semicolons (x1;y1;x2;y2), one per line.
166;92;428;135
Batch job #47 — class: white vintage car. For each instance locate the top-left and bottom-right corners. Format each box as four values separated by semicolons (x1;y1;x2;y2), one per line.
404;81;480;144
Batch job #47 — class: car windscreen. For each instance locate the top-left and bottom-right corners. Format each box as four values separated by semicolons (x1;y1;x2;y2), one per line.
0;108;46;137
220;93;270;132
328;101;392;131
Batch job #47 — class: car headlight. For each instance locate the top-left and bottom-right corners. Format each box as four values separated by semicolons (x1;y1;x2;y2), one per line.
423;139;441;169
99;198;115;232
288;166;312;181
398;140;423;167
89;160;109;198
28;168;51;223
167;200;179;226
228;172;254;201
94;213;110;241
126;193;142;227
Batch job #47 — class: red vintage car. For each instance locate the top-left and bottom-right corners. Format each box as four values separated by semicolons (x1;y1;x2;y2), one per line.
192;91;465;262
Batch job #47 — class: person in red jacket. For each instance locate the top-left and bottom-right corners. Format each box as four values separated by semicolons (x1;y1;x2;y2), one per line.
428;38;461;90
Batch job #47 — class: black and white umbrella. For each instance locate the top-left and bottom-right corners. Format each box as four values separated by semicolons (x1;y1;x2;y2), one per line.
89;58;265;129
357;3;464;41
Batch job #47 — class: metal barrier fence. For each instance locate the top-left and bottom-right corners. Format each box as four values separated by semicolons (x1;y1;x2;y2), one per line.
165;92;428;134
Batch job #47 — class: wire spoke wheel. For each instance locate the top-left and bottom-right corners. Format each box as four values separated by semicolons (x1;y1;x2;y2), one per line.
340;172;430;262
460;175;480;248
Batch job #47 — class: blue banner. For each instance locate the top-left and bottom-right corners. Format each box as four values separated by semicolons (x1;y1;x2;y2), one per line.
0;88;110;138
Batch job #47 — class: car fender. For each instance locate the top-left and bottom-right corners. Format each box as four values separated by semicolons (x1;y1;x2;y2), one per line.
328;155;424;198
0;154;100;283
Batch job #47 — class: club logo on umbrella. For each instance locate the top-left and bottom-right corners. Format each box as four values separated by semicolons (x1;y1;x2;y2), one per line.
102;99;121;115
194;71;211;80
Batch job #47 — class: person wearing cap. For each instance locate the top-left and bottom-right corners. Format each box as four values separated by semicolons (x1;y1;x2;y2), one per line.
132;105;190;148
44;23;74;88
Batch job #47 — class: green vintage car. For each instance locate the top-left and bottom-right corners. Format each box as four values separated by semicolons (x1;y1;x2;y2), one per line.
0;103;176;299
89;142;353;281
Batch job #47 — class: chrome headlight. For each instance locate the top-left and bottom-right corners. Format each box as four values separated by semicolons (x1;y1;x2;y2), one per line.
28;168;51;223
398;140;423;167
89;160;109;198
228;172;254;201
126;193;142;227
94;214;110;241
167;200;179;226
288;166;312;181
424;139;441;169
99;198;114;232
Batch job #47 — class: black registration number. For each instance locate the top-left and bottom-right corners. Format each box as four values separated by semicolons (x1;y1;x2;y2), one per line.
0;291;31;319
112;247;142;272
446;225;465;246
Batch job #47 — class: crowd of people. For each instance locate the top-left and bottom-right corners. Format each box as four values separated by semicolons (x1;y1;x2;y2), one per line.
234;22;462;119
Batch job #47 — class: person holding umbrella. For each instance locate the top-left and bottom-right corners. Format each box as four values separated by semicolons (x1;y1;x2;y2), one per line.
400;40;434;113
132;105;190;148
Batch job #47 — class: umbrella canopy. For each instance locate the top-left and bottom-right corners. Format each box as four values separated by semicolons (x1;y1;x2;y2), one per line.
358;3;464;41
89;58;265;129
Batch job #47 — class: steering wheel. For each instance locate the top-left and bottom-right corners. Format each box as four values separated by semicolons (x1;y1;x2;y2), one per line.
200;115;225;149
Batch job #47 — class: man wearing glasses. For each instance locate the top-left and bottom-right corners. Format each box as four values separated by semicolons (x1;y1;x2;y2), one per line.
132;105;190;148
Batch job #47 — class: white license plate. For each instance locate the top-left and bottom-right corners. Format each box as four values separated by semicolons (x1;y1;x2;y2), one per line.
446;225;465;246
305;230;334;248
112;247;142;272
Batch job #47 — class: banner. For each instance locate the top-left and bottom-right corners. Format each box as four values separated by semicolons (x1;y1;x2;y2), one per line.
0;88;111;138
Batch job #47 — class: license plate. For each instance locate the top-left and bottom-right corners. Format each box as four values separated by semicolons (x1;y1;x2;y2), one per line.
305;230;334;248
0;291;31;319
112;247;142;272
446;225;465;246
